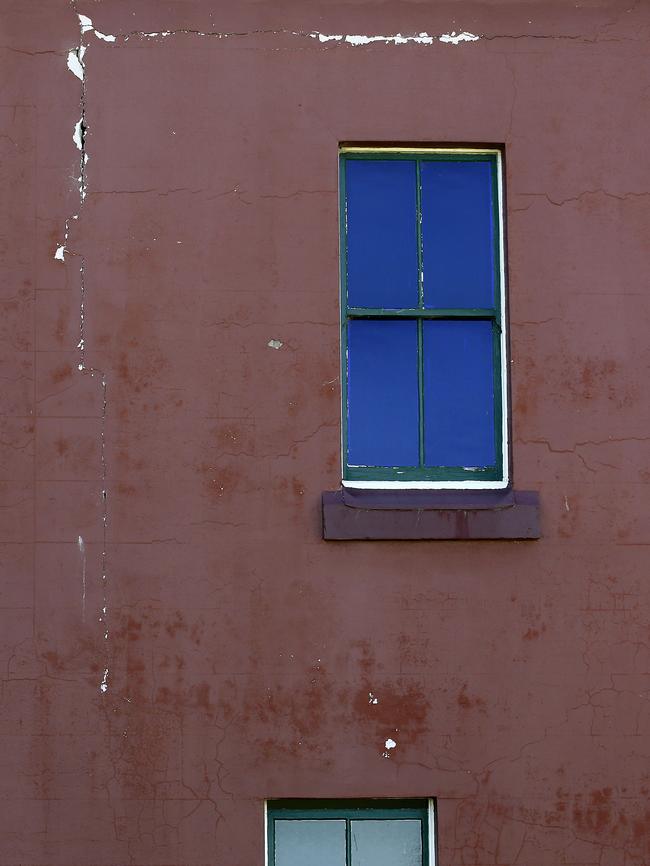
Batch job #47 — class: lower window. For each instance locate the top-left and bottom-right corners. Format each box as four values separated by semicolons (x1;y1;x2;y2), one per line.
267;799;435;866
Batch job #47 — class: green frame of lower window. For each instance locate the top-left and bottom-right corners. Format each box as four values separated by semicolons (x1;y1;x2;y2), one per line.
339;148;507;486
267;799;432;866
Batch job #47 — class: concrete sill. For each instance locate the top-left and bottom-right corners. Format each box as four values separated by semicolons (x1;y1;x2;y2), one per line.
322;489;541;540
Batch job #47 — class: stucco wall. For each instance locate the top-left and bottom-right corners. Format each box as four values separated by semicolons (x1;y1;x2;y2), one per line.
2;1;650;863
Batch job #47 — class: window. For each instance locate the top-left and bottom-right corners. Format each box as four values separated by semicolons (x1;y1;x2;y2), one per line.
267;799;435;866
340;147;508;489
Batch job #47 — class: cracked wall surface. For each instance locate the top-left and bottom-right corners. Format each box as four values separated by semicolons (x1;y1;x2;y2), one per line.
1;0;650;864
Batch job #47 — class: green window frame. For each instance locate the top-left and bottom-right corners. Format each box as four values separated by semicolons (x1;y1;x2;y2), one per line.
340;147;509;488
267;799;435;866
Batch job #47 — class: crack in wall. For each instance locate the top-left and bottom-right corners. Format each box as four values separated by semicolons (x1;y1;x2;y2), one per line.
55;22;646;47
76;249;110;690
59;11;112;695
103;27;482;45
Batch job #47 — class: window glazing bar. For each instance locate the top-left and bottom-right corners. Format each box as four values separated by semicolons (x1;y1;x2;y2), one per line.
346;307;496;319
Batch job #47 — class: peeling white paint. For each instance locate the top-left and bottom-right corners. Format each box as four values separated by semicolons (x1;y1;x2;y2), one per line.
78;14;93;34
94;30;117;42
63;14;112;700
78;535;86;621
267;339;283;350
310;30;479;46
368;692;379;704
67;47;85;80
79;13;117;42
73;118;83;150
54;213;79;262
439;31;480;44
385;737;397;749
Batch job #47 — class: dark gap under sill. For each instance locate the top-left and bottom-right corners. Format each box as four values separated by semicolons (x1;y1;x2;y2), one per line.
322;488;540;540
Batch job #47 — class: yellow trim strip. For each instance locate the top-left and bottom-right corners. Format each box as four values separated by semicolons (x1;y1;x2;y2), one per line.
340;146;501;155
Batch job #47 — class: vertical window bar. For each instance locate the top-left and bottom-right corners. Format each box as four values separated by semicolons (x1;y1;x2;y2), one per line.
346;817;351;866
340;156;349;477
417;317;425;468
421;818;428;866
490;156;503;480
416;159;425;467
416;159;424;309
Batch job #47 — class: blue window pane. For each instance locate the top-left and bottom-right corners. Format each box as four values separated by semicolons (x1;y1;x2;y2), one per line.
347;320;419;467
346;160;418;308
423;320;496;468
421;161;496;309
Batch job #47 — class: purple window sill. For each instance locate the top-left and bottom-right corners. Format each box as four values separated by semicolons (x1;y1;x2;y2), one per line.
322;488;540;540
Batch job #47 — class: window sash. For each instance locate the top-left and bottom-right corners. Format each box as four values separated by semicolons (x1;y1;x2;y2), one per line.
340;149;507;486
267;800;431;866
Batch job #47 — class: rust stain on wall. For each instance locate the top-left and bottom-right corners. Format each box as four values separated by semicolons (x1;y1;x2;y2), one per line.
1;0;650;863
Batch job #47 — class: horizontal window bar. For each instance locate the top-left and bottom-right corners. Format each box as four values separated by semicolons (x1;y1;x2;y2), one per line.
346;307;497;319
341;151;498;161
346;465;501;482
270;809;428;820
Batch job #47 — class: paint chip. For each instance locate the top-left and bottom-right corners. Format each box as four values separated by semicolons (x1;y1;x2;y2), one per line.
439;31;480;44
67;48;85;80
54;245;66;261
78;14;94;34
73;119;83;150
310;30;479;46
99;668;109;693
267;339;283;350
368;692;379;704
385;738;397;750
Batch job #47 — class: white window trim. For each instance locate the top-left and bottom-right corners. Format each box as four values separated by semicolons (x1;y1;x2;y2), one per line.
340;147;509;491
264;798;437;866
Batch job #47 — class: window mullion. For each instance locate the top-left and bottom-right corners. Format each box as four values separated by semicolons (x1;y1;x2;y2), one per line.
416;159;424;309
346;817;352;866
346;307;497;319
417;317;425;468
416;158;425;469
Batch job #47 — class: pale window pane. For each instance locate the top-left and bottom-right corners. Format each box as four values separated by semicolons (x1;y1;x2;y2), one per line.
275;819;346;866
350;819;422;866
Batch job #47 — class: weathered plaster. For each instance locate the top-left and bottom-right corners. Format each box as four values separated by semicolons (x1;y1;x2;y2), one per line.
2;1;650;864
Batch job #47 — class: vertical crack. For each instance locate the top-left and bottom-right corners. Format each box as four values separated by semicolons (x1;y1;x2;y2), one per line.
60;12;111;694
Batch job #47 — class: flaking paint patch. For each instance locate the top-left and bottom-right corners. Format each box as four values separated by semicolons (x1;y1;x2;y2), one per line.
99;667;109;693
69;25;479;48
439;31;480;44
78;14;93;34
78;535;86;622
67;47;85;80
54;213;78;262
267;339;283;350
310;30;479;46
57;9;113;701
94;29;117;42
73;118;83;150
79;13;117;42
